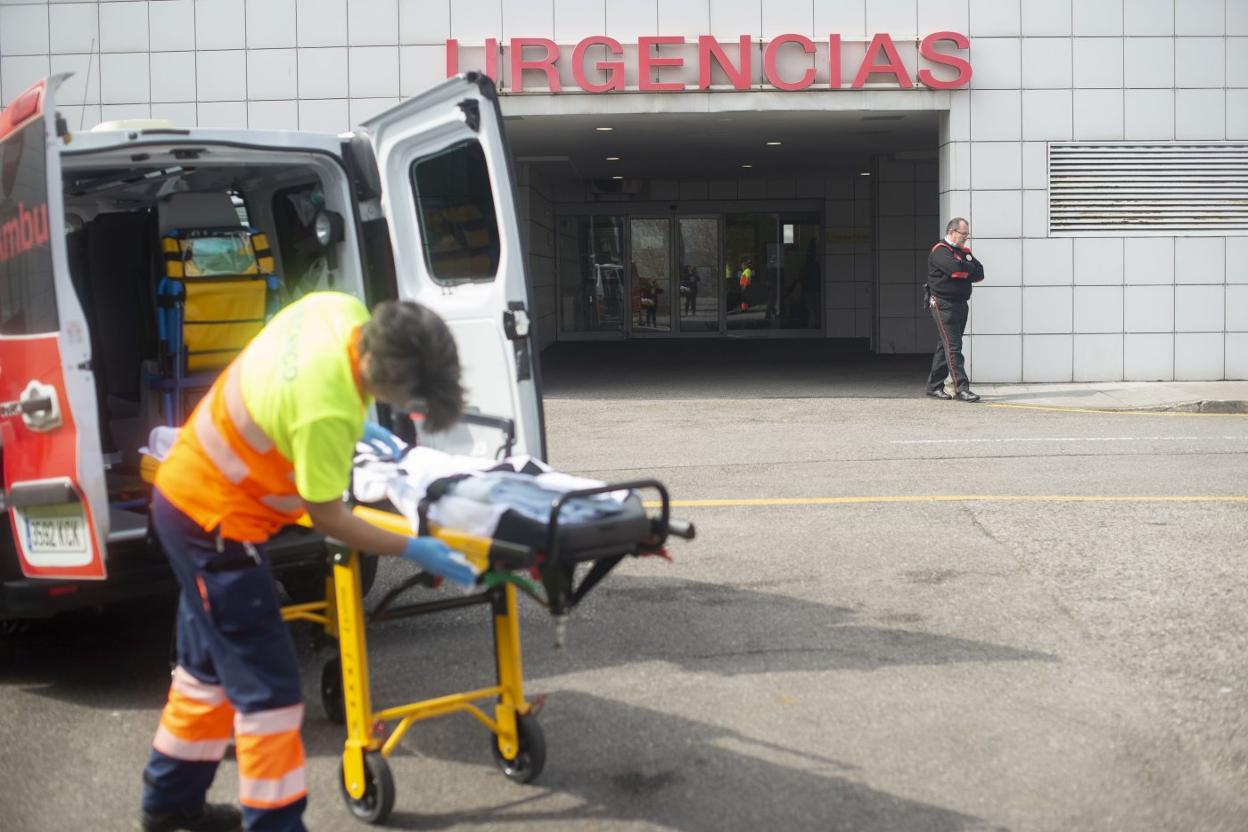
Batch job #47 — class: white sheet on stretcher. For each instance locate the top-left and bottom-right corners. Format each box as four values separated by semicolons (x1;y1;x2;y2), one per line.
353;444;628;540
141;426;623;541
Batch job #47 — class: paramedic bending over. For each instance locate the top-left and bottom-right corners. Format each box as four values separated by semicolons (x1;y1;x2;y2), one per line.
139;292;474;832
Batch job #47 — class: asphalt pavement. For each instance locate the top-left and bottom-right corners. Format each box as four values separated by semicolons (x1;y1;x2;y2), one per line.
1;344;1245;831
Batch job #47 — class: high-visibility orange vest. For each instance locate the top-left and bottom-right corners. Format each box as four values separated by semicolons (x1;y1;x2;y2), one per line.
156;362;304;543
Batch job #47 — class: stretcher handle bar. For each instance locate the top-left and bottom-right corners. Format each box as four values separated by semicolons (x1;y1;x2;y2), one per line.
545;479;670;566
666;519;696;540
457;411;516;458
350;504;534;572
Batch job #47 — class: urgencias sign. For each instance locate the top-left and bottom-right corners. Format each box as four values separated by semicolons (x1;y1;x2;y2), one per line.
445;33;972;93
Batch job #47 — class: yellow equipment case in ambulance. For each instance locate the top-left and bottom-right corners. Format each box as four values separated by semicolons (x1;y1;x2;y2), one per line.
0;73;544;623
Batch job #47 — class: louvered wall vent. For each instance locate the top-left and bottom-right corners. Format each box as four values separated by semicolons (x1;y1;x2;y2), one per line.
1049;143;1248;235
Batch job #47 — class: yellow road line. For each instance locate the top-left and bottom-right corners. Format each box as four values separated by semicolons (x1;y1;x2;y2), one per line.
987;402;1248;418
644;495;1248;508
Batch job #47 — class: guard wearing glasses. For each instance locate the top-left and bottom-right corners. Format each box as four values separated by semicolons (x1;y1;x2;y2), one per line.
925;217;984;403
139;292;477;832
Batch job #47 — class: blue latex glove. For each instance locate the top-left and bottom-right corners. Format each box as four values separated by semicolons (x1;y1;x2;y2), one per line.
402;536;479;588
361;420;404;461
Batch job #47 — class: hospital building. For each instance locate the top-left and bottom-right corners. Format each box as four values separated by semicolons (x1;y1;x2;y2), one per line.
1;0;1246;382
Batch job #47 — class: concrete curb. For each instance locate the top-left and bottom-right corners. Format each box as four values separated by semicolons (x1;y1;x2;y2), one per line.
1137;400;1248;414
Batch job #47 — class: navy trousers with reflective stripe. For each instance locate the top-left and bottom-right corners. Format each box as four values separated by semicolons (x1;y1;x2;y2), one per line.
928;296;971;394
142;490;306;832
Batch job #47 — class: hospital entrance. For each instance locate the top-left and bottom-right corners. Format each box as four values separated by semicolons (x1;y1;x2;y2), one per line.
504;109;942;354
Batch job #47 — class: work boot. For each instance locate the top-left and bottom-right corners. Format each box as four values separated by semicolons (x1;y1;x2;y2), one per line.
953;389;981;402
138;803;242;832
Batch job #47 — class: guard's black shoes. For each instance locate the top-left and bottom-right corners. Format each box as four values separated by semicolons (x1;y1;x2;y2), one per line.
953;389;981;402
138;803;242;832
926;389;953;400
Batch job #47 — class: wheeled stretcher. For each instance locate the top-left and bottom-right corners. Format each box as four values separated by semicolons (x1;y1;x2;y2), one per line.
280;432;695;825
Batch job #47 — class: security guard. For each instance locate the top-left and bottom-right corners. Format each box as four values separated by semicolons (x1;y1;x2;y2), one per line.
139;292;477;832
925;217;985;402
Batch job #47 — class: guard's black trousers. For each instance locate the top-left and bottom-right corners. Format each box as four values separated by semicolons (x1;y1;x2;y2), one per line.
927;295;970;394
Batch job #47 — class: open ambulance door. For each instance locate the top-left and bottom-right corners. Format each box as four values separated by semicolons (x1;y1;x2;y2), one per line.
359;73;546;461
0;76;109;579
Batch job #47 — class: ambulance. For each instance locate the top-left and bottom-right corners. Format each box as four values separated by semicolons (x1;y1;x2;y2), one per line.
0;73;544;623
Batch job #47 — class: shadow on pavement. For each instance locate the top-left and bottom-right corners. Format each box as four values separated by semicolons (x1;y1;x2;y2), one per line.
541;341;931;401
328;689;1004;832
0;597;176;709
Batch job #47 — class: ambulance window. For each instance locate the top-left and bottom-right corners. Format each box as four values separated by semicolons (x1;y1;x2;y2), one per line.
409;140;500;284
0;119;58;335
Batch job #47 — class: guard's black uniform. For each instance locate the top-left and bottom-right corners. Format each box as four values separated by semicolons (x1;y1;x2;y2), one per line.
926;240;984;395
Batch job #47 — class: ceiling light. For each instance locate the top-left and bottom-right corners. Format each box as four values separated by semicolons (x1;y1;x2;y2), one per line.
612;175;624;180
606;156;620;161
595;126;614;132
859;171;871;176
741;163;753;168
766;141;782;146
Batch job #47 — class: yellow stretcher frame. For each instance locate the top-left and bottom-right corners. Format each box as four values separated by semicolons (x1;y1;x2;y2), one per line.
280;505;541;825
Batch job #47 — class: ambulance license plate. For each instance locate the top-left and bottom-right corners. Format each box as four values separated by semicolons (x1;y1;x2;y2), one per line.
22;504;89;555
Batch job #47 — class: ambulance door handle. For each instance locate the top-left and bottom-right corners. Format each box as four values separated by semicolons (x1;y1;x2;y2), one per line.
503;304;532;383
17;381;62;432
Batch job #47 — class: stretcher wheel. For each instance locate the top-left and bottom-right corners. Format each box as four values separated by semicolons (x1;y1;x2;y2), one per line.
321;658;345;724
491;714;546;783
339;751;395;824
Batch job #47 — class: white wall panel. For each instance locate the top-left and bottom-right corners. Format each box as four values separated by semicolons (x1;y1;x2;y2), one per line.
970;38;1021;89
197;0;248;50
1074;238;1124;285
1174;285;1224;331
1175;38;1225;88
1124;285;1173;332
969;0;1020;37
1175;89;1225;140
0;4;48;57
1124;0;1172;36
1023;286;1073;332
1124;238;1174;285
1124;37;1173;88
1073;286;1123;332
196;50;247;102
1023;334;1073;381
1073;89;1123;140
1124;333;1173;379
151;1;197;51
1072;38;1122;88
49;4;99;54
151;52;197;102
1175;0;1225;37
814;0;866;36
248;0;298;48
1124;89;1174;139
349;0;400;45
1021;0;1071;37
1072;0;1122;37
1174;238;1225;285
1022;89;1072;140
971;334;1022;381
1074;333;1124;380
1175;333;1224;380
298;0;349;47
401;0;451;43
971;89;1021;140
1022;37;1072;89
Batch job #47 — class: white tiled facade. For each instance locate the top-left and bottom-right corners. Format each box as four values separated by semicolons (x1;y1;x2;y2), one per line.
1;0;1245;380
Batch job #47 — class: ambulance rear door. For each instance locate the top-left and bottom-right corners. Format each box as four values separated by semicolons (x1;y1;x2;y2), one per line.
357;73;546;460
0;76;108;579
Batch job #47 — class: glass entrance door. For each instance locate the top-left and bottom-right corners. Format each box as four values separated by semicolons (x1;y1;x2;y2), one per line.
725;212;822;331
629;218;671;333
677;217;719;333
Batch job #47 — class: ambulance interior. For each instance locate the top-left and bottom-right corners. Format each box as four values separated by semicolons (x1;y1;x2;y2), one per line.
59;145;376;549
